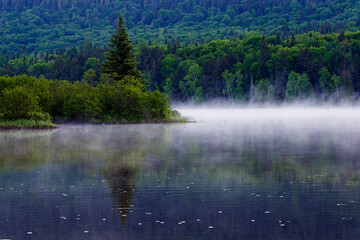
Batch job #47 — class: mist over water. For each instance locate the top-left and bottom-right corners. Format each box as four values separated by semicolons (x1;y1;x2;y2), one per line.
1;106;360;239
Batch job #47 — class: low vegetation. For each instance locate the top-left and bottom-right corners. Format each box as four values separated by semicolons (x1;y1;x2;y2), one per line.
0;75;175;125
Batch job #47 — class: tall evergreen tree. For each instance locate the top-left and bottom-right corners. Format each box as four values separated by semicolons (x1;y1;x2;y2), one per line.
102;14;141;80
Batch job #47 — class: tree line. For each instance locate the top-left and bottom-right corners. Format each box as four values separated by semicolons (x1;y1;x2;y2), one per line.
3;31;360;103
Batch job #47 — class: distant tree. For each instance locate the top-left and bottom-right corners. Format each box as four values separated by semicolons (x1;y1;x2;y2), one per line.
102;14;141;80
286;71;312;100
254;78;270;103
318;67;334;99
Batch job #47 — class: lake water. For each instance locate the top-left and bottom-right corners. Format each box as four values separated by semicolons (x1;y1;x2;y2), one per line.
1;108;360;239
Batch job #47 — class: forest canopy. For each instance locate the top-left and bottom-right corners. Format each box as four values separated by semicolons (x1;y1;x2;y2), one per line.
1;0;360;54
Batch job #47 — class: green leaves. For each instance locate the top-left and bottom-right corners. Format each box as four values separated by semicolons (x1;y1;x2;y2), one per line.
286;71;312;101
0;86;41;120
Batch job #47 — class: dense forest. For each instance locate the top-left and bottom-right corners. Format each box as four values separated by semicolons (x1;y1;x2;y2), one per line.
0;15;174;127
2;31;360;103
1;0;360;54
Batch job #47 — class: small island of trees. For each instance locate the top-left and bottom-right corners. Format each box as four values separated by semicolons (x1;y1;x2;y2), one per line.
0;15;178;129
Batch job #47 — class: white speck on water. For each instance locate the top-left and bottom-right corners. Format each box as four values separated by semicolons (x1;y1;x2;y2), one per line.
160;221;164;224
70;186;75;188
155;220;160;223
178;222;182;225
251;220;256;222
280;224;286;227
280;196;284;198
138;223;142;226
77;214;80;216
84;231;89;234
60;216;66;220
102;218;107;221
62;194;68;197
197;219;200;222
218;211;222;214
76;218;80;220
181;221;186;224
209;226;214;229
256;195;261;197
27;232;33;235
145;212;152;215
186;186;190;189
122;215;127;217
265;211;270;214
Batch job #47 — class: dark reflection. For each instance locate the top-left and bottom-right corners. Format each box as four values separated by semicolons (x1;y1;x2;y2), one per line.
104;166;138;228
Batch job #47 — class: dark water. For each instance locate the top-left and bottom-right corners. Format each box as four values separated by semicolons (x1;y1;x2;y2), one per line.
1;108;360;240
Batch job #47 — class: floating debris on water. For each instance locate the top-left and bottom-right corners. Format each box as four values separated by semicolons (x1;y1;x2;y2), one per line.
27;232;33;235
209;226;214;229
265;211;270;214
251;220;256;222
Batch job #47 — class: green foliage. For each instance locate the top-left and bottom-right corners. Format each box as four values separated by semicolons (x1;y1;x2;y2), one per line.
5;31;360;103
102;14;140;80
0;86;43;120
0;75;172;123
0;119;56;129
286;71;312;100
1;0;360;55
146;90;171;121
319;67;334;98
254;79;271;103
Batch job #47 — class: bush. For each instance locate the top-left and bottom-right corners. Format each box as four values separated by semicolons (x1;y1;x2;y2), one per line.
146;90;171;121
0;86;43;120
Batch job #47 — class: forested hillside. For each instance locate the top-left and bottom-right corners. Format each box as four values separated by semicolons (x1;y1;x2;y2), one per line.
1;0;360;54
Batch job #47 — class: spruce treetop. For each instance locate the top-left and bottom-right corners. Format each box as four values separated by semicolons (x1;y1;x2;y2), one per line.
102;14;140;80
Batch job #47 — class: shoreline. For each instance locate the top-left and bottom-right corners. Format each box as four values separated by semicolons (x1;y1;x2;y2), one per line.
0;117;191;130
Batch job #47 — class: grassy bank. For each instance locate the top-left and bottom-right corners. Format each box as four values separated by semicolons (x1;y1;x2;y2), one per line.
0;119;57;130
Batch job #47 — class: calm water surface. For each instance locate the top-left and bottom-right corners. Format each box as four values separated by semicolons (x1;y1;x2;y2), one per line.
1;108;360;239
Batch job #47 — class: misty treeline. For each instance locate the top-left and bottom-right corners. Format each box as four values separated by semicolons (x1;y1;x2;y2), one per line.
1;0;359;54
3;31;360;103
139;31;360;103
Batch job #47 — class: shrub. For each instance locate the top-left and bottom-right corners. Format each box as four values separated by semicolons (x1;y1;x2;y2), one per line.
0;86;43;120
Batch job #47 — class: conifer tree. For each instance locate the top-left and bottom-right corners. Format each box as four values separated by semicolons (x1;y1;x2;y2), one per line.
102;14;140;80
